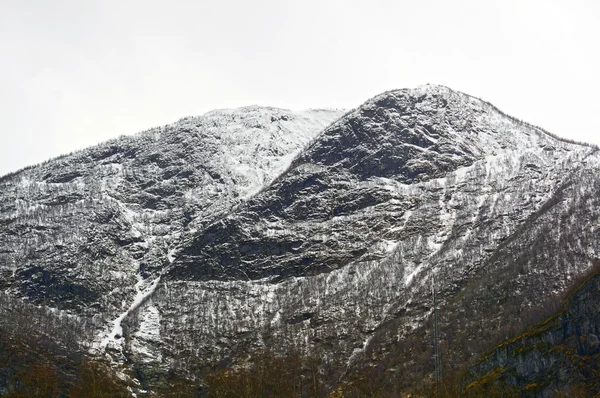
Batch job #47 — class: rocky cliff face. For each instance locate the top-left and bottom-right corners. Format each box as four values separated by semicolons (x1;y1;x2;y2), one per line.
467;269;600;396
0;106;343;355
0;85;598;393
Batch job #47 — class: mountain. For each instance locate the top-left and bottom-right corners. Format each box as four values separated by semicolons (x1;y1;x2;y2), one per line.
1;85;599;395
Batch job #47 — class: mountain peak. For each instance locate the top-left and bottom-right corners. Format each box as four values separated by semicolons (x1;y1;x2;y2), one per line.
202;105;345;119
365;84;457;104
203;105;290;116
290;84;594;185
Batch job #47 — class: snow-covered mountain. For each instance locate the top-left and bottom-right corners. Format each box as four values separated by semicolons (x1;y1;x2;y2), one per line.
0;106;343;354
1;85;599;394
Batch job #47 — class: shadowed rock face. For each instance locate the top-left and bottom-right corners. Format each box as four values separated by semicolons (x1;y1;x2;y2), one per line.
468;271;600;396
1;85;599;393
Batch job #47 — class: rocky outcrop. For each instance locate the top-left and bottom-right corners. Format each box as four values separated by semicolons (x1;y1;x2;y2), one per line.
0;106;343;350
467;270;600;396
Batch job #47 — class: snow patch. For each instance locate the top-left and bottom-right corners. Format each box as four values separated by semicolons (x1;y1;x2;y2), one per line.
94;274;162;353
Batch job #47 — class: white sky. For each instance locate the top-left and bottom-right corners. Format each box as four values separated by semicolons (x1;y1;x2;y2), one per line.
1;0;599;176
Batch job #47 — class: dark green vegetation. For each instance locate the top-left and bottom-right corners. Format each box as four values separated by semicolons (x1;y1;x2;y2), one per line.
464;264;600;397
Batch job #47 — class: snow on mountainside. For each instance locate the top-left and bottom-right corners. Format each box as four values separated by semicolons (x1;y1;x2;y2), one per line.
1;85;600;394
155;85;600;389
0;106;343;356
171;86;597;281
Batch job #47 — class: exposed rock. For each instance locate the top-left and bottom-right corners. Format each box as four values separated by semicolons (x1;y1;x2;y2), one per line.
0;106;343;356
468;271;600;396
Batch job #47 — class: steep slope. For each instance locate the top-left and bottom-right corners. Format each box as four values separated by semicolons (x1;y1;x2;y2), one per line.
467;268;600;396
142;86;600;390
353;160;600;393
0;107;343;354
171;86;581;282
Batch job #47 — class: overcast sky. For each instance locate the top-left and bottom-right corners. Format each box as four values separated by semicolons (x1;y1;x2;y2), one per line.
1;0;599;176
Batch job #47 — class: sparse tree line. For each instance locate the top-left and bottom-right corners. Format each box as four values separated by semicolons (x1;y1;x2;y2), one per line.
0;293;131;397
1;256;599;397
149;168;600;395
